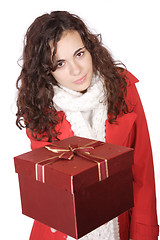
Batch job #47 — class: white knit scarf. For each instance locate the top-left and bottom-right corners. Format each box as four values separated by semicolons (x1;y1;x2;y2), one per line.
53;75;120;240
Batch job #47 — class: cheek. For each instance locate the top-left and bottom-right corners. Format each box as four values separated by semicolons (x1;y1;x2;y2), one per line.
52;71;64;83
86;54;93;70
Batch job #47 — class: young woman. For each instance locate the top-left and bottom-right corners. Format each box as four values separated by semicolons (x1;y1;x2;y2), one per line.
16;11;159;240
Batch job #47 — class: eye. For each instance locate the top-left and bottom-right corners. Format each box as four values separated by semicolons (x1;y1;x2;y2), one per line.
57;61;65;68
76;51;84;58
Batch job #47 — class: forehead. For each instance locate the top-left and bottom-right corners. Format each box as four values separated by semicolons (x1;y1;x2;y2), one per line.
55;30;84;59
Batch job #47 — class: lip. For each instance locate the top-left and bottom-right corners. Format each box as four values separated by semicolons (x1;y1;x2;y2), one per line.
73;75;86;84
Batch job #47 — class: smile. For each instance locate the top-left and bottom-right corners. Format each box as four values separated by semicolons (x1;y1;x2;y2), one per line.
73;75;86;84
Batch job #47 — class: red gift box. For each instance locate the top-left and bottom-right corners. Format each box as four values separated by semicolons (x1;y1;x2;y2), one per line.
14;136;134;239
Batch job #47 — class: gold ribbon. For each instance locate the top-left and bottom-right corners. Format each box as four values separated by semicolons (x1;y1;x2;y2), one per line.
35;140;109;183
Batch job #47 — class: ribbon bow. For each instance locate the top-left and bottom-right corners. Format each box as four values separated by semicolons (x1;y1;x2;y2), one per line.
35;140;109;183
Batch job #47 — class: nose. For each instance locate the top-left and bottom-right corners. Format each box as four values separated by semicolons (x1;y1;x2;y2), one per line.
69;61;81;76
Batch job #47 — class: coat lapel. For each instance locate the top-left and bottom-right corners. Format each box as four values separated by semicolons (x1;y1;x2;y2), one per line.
105;112;137;146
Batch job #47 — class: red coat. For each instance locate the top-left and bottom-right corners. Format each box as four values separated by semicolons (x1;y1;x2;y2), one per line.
27;71;159;240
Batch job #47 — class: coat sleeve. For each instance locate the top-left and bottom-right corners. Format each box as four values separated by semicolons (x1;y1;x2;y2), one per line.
26;129;51;150
125;72;159;240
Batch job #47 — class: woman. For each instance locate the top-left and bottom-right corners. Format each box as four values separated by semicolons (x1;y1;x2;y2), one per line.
16;11;159;240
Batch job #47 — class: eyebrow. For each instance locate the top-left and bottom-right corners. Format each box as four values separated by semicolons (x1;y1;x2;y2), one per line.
57;47;85;63
73;47;85;56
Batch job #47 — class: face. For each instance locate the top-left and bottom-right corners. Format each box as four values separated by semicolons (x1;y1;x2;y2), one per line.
51;30;93;92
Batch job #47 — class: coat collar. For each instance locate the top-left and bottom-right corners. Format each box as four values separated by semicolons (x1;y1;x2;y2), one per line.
105;69;138;146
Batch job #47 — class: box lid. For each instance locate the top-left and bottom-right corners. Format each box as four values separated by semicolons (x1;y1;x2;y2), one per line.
14;136;134;193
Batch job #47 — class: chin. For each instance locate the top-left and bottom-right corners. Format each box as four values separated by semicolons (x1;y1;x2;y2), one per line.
74;81;91;92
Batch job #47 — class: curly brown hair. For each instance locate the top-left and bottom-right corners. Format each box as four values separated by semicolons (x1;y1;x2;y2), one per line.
16;11;130;141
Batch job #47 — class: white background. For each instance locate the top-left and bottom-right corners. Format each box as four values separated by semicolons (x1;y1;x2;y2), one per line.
0;0;159;239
